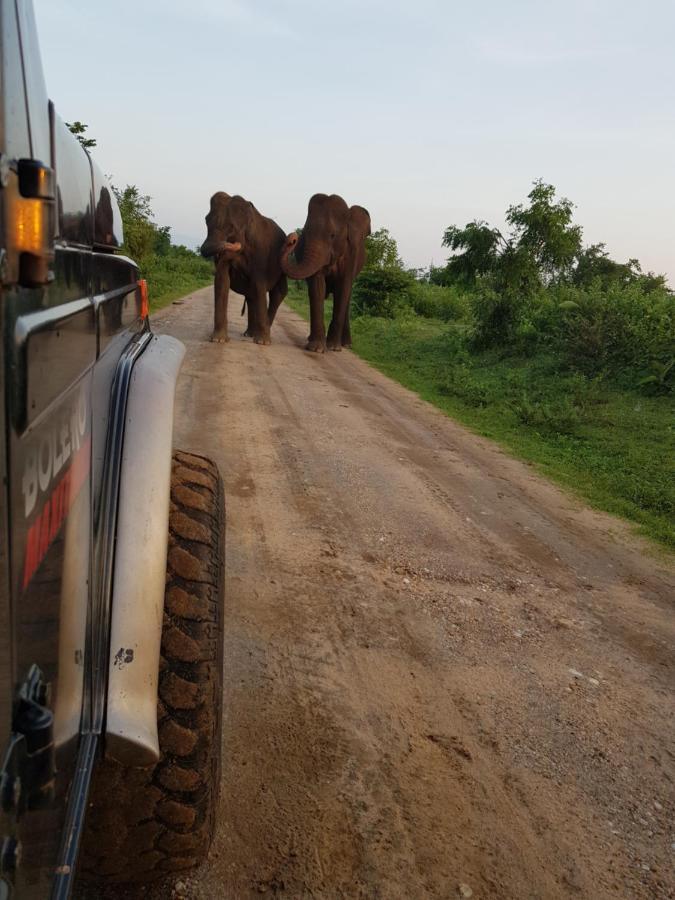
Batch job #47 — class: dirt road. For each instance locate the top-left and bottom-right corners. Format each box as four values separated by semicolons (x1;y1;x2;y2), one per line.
154;287;674;900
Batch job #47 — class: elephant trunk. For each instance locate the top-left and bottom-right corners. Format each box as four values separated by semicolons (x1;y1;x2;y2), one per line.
200;239;242;259
280;234;325;280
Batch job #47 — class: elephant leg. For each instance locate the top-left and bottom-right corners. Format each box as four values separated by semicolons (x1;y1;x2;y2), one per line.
251;285;271;345
307;273;327;352
327;279;351;351
341;297;352;348
267;275;287;327
211;262;230;343
243;295;256;337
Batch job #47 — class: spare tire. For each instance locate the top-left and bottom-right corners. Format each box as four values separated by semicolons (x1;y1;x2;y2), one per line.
79;450;224;884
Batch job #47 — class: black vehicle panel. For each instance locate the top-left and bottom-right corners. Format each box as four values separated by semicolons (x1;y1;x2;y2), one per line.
0;0;31;159
24;297;96;427
15;1;50;162
94;252;141;354
4;362;93;899
0;302;12;818
8;246;95;432
8;371;91;702
54;117;93;247
92;162;122;250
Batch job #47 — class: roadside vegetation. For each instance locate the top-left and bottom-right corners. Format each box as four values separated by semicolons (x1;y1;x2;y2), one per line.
112;185;212;310
68;122;212;310
286;181;674;549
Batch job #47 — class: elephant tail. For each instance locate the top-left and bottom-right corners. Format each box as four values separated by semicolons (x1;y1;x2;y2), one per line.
240;298;246;316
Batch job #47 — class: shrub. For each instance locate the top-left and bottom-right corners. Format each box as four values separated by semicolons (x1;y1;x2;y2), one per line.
511;393;582;434
464;276;674;393
553;282;675;386
438;365;495;407
440;326;471;360
352;268;414;318
469;283;525;347
144;245;213;309
436;332;493;406
409;282;470;321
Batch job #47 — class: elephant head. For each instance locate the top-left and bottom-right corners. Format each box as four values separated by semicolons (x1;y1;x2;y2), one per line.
200;192;254;260
280;193;353;279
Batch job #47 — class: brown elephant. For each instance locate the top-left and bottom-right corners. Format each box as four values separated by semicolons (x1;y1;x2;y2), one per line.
200;192;288;344
280;193;371;352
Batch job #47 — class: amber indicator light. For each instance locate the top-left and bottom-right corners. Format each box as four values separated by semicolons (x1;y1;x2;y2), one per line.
138;279;149;319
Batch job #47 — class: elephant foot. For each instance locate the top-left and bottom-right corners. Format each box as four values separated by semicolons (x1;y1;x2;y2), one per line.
306;338;326;353
210;330;230;343
253;333;271;346
243;328;253;338
342;341;352;349
326;339;343;352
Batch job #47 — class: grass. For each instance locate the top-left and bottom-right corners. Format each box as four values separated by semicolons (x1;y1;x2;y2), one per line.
285;283;674;550
144;252;213;312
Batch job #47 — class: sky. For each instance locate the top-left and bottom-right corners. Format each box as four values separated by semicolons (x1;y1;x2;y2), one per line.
34;0;675;284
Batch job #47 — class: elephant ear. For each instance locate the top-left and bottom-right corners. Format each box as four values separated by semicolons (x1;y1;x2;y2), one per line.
348;205;371;244
243;200;258;241
348;205;371;278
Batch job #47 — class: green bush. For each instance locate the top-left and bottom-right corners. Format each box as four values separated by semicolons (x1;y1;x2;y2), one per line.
511;393;582;434
440;326;471;360
463;277;674;393
469;283;525;347
352;268;414;318
552;282;675;387
144;245;213;310
409;282;470;321
438;365;495;407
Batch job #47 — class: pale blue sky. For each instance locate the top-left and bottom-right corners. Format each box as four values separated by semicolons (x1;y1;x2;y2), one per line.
34;0;674;283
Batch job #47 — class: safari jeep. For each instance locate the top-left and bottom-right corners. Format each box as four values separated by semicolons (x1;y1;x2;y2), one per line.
0;3;225;897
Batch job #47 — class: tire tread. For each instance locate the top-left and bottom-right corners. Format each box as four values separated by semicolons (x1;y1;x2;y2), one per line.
79;451;224;884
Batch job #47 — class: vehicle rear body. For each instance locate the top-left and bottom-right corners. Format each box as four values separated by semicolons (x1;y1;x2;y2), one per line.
0;2;144;895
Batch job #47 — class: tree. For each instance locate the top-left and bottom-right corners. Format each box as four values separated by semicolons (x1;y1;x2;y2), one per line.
154;225;172;257
441;221;504;286
66;120;96;149
505;180;582;282
440;181;584;292
573;243;634;287
439;182;584;347
573;243;669;292
111;184;167;261
364;228;402;271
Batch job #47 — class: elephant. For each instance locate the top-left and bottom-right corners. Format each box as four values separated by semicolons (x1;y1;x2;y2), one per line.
200;192;288;344
280;193;371;352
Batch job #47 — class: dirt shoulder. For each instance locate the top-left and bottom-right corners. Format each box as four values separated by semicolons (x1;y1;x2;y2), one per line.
153;288;674;899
